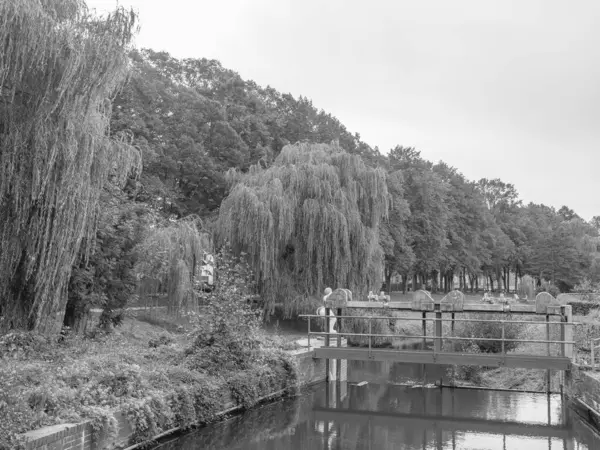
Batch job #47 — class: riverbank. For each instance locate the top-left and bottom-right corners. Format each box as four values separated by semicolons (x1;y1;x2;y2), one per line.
0;315;300;450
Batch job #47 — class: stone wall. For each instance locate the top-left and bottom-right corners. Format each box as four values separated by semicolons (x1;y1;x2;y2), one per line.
23;349;342;450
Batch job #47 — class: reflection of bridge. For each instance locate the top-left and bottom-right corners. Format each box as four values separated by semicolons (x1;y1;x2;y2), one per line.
302;290;573;381
312;382;577;450
313;408;570;439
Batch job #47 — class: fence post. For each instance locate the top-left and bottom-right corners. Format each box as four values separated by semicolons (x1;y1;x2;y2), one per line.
563;305;573;359
307;316;311;348
546;314;551;394
336;307;342;381
434;303;442;352
501;321;505;355
422;312;427;349
368;316;372;356
325;307;330;381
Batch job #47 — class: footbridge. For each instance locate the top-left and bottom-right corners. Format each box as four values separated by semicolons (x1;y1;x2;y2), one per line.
301;289;574;384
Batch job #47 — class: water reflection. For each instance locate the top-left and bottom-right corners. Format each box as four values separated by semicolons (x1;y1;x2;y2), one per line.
156;362;600;450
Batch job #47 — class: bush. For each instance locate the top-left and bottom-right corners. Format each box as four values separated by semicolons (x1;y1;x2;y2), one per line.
537;281;560;298
454;314;524;353
342;309;393;347
0;248;298;449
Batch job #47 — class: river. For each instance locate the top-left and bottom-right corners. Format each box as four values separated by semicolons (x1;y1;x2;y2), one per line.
155;360;600;449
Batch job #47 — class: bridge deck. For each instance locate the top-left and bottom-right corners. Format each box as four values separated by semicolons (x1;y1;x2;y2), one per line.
312;407;571;439
314;347;571;370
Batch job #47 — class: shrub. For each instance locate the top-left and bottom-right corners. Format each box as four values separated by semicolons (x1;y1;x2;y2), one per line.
186;248;265;373
342;309;393;347
454;314;524;353
537;281;560;298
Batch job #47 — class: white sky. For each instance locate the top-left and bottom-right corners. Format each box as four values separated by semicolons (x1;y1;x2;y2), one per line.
89;0;600;221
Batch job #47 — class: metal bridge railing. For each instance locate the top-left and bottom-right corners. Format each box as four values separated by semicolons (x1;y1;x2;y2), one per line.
299;313;575;358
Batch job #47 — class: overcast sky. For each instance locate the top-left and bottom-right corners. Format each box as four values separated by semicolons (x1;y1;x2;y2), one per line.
89;0;599;221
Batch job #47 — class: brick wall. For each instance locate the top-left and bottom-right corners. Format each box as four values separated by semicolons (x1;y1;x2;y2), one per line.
24;423;92;450
23;350;340;450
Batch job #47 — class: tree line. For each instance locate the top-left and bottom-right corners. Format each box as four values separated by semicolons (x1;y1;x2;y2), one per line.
1;1;598;334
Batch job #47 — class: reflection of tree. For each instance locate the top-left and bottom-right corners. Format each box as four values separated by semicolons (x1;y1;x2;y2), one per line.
157;390;309;449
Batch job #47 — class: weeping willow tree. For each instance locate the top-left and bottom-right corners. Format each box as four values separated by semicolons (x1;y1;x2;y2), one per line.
135;217;211;315
0;0;140;333
217;142;389;315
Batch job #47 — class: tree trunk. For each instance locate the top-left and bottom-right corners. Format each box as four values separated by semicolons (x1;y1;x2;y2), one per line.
489;275;494;292
385;265;392;294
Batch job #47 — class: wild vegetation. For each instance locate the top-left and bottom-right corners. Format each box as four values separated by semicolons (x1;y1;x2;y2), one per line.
0;251;298;449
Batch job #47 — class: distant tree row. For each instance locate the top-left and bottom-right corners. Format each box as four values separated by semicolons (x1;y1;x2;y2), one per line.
380;146;600;295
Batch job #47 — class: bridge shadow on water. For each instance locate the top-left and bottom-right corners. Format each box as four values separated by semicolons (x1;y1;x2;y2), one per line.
155;360;600;450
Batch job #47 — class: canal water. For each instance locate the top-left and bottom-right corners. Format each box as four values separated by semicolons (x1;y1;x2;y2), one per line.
155;360;600;450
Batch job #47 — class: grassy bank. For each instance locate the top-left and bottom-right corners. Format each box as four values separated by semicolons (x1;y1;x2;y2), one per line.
0;315;298;450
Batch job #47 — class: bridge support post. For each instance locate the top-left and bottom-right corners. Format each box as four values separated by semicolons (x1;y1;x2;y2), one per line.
546;314;551;394
434;303;442;353
560;305;573;396
563;305;573;359
336;307;342;382
325;306;330;381
422;312;427;349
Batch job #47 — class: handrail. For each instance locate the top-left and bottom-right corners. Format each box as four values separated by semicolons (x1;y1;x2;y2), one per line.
307;330;574;346
301;308;574;361
299;314;579;326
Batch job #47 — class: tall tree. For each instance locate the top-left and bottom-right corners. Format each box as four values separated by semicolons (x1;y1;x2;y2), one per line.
389;146;449;290
0;0;139;333
379;170;413;292
217;142;388;315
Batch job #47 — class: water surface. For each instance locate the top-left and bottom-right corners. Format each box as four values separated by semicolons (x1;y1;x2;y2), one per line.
156;360;600;449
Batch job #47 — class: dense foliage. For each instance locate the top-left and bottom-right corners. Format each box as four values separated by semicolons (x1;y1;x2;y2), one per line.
217;142;388;314
0;252;297;449
1;0;598;333
0;0;140;333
